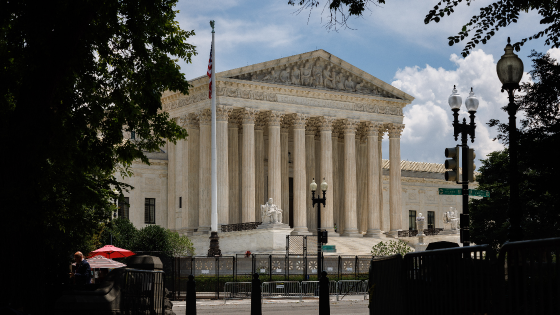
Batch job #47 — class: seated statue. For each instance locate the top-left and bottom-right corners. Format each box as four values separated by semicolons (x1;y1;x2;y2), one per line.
260;198;283;224
443;208;459;230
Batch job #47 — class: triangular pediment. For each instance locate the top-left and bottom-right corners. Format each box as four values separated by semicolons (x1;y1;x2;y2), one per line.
218;49;414;102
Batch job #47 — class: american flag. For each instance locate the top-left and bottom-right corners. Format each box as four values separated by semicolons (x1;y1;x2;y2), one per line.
207;43;213;99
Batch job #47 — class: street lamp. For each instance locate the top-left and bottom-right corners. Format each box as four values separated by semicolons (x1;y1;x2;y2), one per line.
310;178;328;278
496;37;524;241
446;86;479;246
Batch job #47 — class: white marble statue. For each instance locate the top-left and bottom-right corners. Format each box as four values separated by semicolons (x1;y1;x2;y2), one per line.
443;207;459;231
261;198;283;224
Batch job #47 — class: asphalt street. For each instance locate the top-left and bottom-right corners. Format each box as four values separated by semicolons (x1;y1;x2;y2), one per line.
172;297;370;314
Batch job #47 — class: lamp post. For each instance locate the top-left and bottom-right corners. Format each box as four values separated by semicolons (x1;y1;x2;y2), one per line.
310;178;327;277
496;37;524;242
447;86;479;246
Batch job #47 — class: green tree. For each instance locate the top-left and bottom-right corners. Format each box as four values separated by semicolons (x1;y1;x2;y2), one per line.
102;217;139;251
1;0;195;311
371;240;412;257
470;51;560;249
289;1;560;56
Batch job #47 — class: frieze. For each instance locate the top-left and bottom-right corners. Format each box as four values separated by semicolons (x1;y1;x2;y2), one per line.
161;82;403;116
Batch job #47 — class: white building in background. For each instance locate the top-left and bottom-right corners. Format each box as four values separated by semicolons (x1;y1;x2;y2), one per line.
116;49;473;239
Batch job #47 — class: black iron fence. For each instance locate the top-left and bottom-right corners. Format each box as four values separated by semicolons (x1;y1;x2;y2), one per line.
397;228;443;237
221;222;262;232
169;254;371;300
369;237;560;315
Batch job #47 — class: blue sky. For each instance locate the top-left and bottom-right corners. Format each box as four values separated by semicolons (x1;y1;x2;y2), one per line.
175;0;560;170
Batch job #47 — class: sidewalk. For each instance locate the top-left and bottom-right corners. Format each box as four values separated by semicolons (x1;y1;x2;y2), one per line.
172;297;369;315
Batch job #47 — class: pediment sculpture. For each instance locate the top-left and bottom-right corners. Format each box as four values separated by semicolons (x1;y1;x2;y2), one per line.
229;57;400;99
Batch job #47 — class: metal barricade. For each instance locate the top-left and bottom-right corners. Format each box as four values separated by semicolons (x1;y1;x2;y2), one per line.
121;268;165;315
336;279;368;300
223;282;252;304
301;280;338;299
261;281;302;301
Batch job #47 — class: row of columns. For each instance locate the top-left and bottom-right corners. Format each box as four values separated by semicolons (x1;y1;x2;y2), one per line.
170;107;404;237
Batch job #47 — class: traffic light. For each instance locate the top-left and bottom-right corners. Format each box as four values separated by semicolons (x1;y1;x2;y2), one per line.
467;148;476;182
444;146;460;182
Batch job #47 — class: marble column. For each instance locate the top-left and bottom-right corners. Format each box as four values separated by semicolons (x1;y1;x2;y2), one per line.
358;136;367;233
365;122;382;237
318;116;338;236
378;124;388;232
241;108;257;223
238;126;243;223
341;119;361;237
388;123;405;237
179;117;190;234
228;113;240;224
197;109;212;233
281;116;291;225
185;114;199;234
305;120;317;232
255;115;265;220
216;106;231;226
167;139;176;230
175;133;183;231
338;133;345;235
267;111;283;208
332;122;340;235
291;114;311;235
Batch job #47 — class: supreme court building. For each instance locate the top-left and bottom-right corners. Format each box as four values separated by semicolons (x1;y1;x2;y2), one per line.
117;49;471;238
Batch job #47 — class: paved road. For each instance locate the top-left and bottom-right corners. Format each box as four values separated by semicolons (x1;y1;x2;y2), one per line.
173;298;370;314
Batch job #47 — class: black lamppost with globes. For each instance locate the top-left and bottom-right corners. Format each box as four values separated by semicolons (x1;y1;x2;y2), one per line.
446;86;479;246
310;177;328;277
496;37;524;241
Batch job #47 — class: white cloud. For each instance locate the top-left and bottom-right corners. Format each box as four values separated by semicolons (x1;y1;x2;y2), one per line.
391;49;534;169
547;48;560;64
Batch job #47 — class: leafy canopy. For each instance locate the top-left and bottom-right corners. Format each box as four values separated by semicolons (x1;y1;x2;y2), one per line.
1;0;195;311
288;0;560;56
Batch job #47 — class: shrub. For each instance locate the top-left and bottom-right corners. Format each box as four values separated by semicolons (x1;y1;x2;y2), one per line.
371;240;412;257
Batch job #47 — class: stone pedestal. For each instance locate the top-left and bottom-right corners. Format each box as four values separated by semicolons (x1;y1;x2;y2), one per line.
191;228;294;255
207;231;222;257
257;223;292;230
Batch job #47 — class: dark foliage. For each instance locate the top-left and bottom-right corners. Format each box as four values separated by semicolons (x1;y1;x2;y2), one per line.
1;0;195;312
470;51;560;249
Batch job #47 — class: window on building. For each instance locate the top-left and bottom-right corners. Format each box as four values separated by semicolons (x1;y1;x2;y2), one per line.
427;211;435;229
409;210;417;230
118;197;130;220
131;131;136;140
145;198;155;224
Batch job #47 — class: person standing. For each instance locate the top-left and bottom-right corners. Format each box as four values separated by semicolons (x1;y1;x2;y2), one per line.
71;251;91;286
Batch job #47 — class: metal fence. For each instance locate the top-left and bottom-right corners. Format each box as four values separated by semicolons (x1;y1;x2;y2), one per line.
286;235;318;256
223;282;252;303
170;254;371;299
496;237;560;315
121;268;165;315
369;237;560;315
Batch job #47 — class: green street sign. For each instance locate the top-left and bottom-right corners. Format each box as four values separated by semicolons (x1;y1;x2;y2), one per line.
469;189;490;197
438;188;462;195
438;188;490;198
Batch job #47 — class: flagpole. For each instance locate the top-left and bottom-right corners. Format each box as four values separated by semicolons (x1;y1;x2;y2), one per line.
210;22;218;233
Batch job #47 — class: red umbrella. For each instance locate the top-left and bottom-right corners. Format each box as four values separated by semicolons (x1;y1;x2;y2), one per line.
89;245;135;259
73;255;127;269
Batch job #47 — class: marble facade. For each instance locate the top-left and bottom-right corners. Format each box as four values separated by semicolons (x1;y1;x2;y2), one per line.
116;49;475;238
